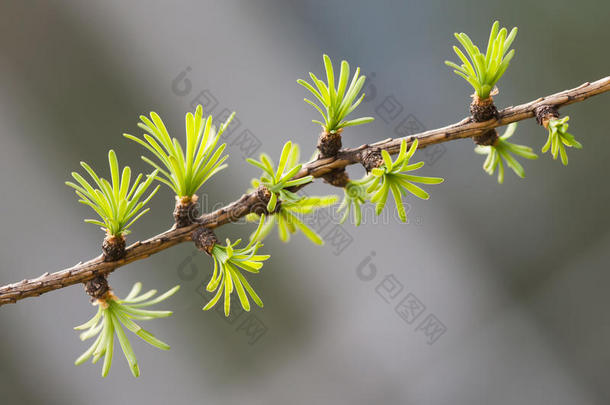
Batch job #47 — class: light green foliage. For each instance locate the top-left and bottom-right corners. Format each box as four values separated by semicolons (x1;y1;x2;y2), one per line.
247;141;314;212
365;139;444;222
298;54;374;133
541;116;582;165
248;142;337;244
337;179;371;226
247;194;338;245
66;150;159;237
124;105;233;198
446;21;517;99
474;123;538;183
203;216;270;316
74;283;180;377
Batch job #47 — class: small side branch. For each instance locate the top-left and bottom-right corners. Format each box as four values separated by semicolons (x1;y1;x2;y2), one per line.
1;76;608;306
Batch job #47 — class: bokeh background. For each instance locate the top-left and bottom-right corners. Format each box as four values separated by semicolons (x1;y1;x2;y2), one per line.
1;1;609;404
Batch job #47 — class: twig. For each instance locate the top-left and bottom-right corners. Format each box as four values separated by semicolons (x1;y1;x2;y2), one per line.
1;76;608;306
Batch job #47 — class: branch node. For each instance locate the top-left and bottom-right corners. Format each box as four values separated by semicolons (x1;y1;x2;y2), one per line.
470;94;500;146
361;148;384;172
102;234;126;261
84;275;111;302
192;226;218;255
174;195;200;228
473;128;499;146
322;168;350;188
317;129;343;157
535;105;560;128
251;186;281;215
470;94;499;122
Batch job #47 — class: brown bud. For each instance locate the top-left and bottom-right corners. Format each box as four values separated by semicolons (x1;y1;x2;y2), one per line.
470;94;498;122
102;234;126;261
252;186;281;215
84;275;110;300
473;128;499;146
534;105;559;128
361;148;384;172
192;226;218;255
317;129;343;157
174;195;200;228
322;168;350;188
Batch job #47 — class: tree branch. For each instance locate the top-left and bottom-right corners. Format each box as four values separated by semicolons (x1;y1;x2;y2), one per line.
1;76;608;306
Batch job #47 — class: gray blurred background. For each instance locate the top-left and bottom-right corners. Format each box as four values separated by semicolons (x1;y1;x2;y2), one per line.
1;1;609;404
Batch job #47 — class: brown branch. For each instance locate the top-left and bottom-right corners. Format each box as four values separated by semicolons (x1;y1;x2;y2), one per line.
296;76;610;179
1;76;608;306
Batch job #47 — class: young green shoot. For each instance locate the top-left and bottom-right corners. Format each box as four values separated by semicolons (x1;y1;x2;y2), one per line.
474;123;538;183
74;282;180;377
366;139;444;222
66;150;159;238
541;116;582;165
446;20;518;99
298;54;374;133
247;194;338;245
203;216;270;316
247;141;314;212
124;105;233;199
337;179;372;226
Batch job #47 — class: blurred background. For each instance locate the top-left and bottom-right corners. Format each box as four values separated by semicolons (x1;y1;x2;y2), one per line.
1;1;609;404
